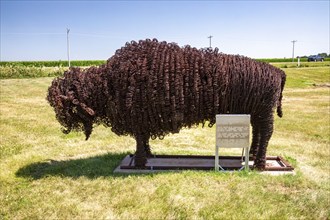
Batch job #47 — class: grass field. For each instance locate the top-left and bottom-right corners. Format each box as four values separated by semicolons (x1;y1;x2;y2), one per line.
0;66;329;219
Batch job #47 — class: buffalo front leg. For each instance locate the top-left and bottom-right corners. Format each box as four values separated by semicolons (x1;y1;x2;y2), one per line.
134;134;147;167
254;115;274;170
143;137;154;157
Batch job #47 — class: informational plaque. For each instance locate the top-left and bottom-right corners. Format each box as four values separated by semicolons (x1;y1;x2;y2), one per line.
216;115;250;148
215;114;250;171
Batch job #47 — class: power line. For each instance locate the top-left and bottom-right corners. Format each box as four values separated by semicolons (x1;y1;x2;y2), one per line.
208;35;213;48
67;28;70;67
291;40;297;62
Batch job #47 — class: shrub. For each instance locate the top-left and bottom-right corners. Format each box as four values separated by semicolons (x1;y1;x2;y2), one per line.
0;60;106;68
0;65;65;79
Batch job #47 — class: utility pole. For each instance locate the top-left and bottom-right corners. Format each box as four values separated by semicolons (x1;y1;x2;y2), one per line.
291;40;297;62
67;28;70;67
208;35;213;48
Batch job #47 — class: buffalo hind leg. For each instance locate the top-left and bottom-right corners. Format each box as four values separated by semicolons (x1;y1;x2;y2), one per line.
254;115;274;170
249;121;260;160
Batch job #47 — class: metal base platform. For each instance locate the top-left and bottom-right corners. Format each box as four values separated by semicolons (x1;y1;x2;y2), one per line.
114;154;294;174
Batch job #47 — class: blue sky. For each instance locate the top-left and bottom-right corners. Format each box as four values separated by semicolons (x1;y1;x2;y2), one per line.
1;1;329;61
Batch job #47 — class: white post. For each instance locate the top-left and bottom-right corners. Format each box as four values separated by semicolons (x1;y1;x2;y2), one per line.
67;28;70;67
297;57;300;67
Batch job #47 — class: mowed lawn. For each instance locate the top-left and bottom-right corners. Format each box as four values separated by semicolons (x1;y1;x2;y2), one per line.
0;66;329;219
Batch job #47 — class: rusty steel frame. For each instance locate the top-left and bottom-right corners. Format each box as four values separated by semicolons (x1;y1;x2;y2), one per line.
119;154;294;171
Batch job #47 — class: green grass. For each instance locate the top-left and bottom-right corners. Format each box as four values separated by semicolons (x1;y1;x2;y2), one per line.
0;67;329;219
283;67;330;88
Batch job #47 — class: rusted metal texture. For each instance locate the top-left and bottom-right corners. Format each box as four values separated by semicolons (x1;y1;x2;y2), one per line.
47;39;286;170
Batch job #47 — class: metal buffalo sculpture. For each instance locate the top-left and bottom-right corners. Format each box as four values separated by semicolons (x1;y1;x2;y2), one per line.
47;39;286;170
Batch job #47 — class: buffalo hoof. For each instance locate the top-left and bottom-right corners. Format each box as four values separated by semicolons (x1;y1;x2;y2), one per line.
253;159;266;171
253;165;266;171
134;156;147;168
